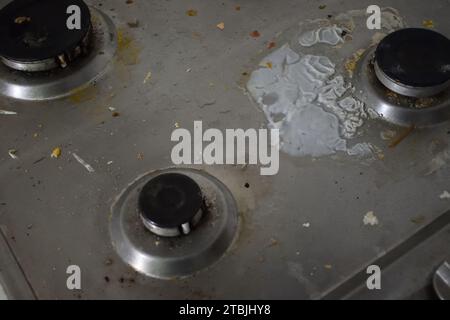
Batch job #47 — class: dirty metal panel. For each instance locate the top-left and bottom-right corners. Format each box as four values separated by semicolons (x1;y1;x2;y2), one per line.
0;0;449;299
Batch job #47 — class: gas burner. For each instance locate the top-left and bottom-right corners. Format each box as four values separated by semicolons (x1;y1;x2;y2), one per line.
0;2;117;101
138;173;204;237
374;28;450;98
110;168;239;279
0;0;92;72
354;28;450;127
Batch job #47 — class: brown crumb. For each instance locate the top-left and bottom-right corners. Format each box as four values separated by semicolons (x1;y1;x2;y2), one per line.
267;41;276;49
268;238;279;248
250;30;260;38
186;9;197;17
127;19;139;28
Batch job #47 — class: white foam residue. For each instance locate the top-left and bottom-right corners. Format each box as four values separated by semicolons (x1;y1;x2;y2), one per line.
247;8;407;158
347;142;373;157
280;103;347;157
247;44;369;157
299;25;344;47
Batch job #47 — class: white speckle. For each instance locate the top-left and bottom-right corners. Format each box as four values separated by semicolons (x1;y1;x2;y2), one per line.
72;153;95;173
363;211;379;226
302;222;311;228
143;71;152;84
439;191;450;200
0;110;17;115
8;149;18;160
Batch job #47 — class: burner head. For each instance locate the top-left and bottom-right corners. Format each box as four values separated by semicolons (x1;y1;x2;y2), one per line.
138;173;204;237
375;28;450;97
0;0;92;71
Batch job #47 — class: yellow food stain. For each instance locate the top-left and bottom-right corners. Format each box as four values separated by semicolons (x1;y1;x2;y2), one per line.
344;48;365;77
422;20;434;28
117;29;141;66
259;61;272;69
69;85;98;103
186;9;197;16
51;147;62;159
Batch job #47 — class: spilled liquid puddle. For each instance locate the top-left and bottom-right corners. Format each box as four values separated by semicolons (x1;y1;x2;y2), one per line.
247;7;406;158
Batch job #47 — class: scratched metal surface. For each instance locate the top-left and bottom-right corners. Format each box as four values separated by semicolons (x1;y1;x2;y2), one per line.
0;0;449;299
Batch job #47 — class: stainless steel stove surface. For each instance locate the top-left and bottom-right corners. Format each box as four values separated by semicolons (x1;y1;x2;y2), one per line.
0;0;449;300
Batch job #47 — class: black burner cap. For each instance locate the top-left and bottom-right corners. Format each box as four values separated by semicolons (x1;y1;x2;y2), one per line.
0;0;91;62
138;173;203;229
375;28;450;88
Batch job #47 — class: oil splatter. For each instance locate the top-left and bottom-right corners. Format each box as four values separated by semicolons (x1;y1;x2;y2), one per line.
422;19;434;28
344;48;366;77
69;85;98;103
117;29;141;66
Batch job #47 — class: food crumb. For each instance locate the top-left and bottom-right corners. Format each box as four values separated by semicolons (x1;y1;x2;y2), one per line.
363;211;379;226
439;190;450;199
186;9;197;17
250;30;260;38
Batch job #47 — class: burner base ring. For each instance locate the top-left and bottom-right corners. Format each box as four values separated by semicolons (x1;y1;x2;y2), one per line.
374;61;450;98
110;168;239;280
354;47;450;127
0;7;116;101
0;25;92;73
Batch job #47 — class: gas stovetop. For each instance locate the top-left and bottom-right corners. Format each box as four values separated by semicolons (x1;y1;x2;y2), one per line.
0;0;449;300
